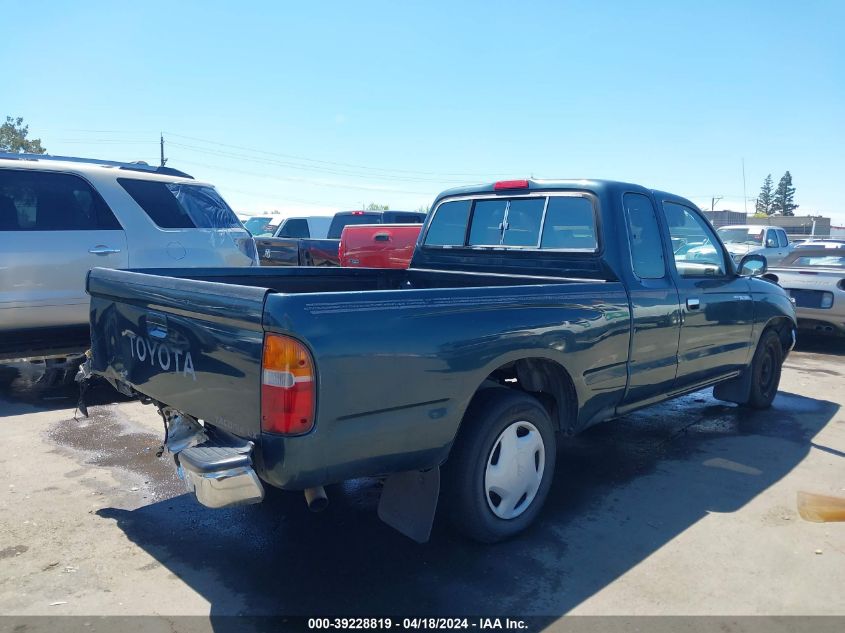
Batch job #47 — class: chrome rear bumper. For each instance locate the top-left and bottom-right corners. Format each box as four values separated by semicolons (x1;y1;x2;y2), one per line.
164;410;264;509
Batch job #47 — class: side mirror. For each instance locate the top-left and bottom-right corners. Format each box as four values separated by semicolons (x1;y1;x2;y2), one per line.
738;253;767;276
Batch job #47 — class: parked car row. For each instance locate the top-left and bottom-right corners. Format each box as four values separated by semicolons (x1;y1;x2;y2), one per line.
0;152;257;383
764;250;845;336
2;150;840;393
253;210;426;267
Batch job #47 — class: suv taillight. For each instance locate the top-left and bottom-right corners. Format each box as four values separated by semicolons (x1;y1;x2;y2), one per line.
261;334;315;435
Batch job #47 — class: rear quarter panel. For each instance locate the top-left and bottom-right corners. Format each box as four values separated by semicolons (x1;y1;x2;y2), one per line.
260;282;630;487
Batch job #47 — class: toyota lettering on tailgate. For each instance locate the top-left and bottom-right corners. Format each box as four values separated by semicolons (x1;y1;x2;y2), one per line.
123;331;197;381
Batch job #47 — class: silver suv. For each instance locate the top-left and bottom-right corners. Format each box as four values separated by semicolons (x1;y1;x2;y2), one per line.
0;153;257;377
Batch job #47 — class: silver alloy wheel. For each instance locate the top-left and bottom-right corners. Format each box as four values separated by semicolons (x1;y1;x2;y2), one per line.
484;420;546;520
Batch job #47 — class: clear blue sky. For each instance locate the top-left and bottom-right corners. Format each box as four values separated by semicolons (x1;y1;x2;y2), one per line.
2;0;843;223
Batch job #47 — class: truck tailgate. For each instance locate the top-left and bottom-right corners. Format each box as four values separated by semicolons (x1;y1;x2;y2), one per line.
87;268;268;439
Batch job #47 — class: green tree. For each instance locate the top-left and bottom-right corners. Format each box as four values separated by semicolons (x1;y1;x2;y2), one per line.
771;171;798;216
0;116;46;154
416;205;429;213
365;202;389;210
755;174;774;216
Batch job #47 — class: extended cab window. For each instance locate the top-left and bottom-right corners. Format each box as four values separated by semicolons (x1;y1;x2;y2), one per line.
663;202;726;277
623;193;664;278
0;170;121;231
118;179;241;229
426;195;597;250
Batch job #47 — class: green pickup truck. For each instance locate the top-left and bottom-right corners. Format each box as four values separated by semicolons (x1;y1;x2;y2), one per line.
84;179;796;543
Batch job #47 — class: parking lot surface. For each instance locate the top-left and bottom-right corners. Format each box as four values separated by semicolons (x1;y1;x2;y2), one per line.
1;339;843;618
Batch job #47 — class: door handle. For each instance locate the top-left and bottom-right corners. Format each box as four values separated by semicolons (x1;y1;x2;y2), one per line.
687;297;701;310
89;246;121;255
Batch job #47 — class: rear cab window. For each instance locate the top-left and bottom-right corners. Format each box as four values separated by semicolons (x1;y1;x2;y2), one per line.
423;194;597;251
118;178;241;229
278;218;310;238
327;213;382;239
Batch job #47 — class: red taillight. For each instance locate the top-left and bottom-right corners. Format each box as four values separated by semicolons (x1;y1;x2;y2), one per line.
494;179;529;191
351;211;365;215
261;334;315;435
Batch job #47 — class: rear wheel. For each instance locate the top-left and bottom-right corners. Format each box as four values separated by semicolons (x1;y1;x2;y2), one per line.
745;329;783;409
442;389;556;543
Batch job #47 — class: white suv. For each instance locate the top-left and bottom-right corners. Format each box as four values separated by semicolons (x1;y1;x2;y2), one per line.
0;153;257;368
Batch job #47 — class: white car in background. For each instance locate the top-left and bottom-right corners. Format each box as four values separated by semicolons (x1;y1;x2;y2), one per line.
0;153;257;383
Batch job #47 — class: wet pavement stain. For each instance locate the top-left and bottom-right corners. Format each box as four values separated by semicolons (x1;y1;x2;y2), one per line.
0;545;28;560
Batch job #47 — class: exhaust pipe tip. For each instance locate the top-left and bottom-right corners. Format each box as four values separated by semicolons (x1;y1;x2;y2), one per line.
304;486;328;512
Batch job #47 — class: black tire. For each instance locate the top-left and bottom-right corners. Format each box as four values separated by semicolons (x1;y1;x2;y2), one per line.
442;388;557;543
745;329;783;409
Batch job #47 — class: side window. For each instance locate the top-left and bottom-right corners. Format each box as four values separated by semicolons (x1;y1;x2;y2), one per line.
777;229;789;247
424;200;471;246
118;178;194;228
623;193;665;279
540;196;597;250
662;202;726;277
0;170;121;231
278;219;309;238
764;229;778;248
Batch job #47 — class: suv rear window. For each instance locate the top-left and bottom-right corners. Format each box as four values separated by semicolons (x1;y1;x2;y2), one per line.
118;179;241;229
424;195;597;250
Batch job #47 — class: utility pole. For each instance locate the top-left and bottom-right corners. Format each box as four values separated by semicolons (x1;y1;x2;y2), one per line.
742;158;747;215
711;196;723;211
160;133;167;167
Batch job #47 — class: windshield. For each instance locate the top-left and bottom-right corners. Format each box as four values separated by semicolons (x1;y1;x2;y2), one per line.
717;227;764;245
243;217;274;235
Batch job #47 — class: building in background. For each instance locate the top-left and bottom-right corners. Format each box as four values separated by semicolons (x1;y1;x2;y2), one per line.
702;210;832;239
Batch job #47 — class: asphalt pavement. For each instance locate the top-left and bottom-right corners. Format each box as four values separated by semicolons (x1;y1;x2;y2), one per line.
1;337;843;618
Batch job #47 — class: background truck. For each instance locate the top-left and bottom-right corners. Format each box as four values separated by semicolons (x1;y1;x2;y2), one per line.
338;223;422;268
85;179;796;543
0;153;256;386
255;209;425;266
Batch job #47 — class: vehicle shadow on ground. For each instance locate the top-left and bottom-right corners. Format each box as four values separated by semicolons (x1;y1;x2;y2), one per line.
96;389;837;619
0;377;130;416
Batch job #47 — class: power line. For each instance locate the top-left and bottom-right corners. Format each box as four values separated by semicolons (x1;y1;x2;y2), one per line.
166;140;473;184
163;131;505;179
173;158;439;196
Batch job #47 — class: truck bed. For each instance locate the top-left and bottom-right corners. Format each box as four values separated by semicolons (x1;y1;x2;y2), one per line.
88;265;630;487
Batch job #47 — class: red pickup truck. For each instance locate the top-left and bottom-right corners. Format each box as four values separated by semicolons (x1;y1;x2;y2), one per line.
339;224;423;269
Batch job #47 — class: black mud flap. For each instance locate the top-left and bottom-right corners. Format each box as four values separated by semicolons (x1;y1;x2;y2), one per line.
377;467;440;544
713;369;752;405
